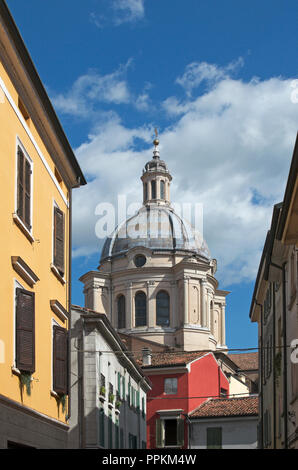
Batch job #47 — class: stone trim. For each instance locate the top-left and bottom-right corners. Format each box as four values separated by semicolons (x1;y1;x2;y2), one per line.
11;256;39;286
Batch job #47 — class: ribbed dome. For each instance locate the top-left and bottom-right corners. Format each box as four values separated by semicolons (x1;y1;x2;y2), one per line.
100;205;210;262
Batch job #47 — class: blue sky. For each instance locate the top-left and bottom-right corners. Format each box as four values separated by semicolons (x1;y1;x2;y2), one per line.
7;0;298;350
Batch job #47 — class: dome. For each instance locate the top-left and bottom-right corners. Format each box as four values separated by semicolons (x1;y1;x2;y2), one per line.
100;204;210;262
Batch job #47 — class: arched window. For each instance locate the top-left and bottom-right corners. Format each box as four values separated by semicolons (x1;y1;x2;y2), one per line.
160;180;165;199
135;291;147;327
117;295;126;329
144;182;148;202
151;180;156;199
156;290;170;327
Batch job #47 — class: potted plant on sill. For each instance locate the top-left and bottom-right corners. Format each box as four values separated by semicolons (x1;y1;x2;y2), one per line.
115;400;121;415
99;386;106;402
108;393;115;409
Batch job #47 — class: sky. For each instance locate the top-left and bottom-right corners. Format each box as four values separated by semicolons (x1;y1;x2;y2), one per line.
6;0;298;350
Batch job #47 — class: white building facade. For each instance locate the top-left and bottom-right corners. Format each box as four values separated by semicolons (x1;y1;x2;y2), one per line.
69;306;150;449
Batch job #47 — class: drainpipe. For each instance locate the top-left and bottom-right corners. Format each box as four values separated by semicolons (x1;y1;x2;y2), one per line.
271;262;288;448
256;301;264;449
282;263;288;449
67;188;72;422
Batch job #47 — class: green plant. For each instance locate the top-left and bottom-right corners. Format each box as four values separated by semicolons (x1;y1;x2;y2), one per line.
115;400;121;409
109;393;115;403
100;386;106;396
59;394;67;414
20;371;32;396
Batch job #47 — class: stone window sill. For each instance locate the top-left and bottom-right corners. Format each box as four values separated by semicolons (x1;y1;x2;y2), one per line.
13;213;34;243
50;264;66;285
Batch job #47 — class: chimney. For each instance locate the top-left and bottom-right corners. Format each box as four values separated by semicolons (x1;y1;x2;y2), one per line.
142;347;152;366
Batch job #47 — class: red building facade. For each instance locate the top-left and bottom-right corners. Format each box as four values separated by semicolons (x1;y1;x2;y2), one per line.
142;351;229;449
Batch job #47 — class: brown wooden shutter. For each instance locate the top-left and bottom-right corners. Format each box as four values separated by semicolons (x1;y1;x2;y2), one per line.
16;288;35;373
17;147;24;220
24;158;31;229
53;325;68;395
54;207;65;275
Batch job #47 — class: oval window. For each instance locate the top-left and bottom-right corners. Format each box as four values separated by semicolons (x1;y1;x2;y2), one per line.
134;254;146;267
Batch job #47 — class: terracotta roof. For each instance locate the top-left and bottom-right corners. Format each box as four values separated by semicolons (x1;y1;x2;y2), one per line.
137;350;207;368
228;352;258;371
190;396;259;418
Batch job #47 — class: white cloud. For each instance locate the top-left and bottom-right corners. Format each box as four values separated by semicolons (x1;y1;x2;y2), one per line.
51;61;152;118
51;61;132;118
176;57;244;96
71;62;298;287
112;0;145;24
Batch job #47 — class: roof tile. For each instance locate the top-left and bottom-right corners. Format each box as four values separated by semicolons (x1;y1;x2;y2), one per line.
190;396;258;418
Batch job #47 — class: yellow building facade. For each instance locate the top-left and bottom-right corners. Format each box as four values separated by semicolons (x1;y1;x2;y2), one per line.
0;1;86;448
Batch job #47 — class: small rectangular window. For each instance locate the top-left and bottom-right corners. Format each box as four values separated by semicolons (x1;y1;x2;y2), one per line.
207;427;222;449
164;377;178;395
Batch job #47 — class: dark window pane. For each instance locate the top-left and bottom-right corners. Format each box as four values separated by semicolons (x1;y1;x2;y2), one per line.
151;180;156;199
160;180;165;199
135;292;146;326
117;295;126;329
207;427;222;449
156;291;170;327
165;419;177;446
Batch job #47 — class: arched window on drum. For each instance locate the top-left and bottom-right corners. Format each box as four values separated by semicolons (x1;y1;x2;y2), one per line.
135;291;147;327
151;180;156;199
156;290;170;327
160;180;165;200
117;295;126;329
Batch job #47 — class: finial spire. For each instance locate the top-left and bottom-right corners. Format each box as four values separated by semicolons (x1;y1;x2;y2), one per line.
153;128;160;159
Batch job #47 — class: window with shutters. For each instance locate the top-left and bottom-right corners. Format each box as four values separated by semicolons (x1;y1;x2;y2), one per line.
164;377;177;395
53;206;65;276
122;376;125;401
16;145;32;232
15;288;35;373
129;433;137;449
99;408;105;447
156;417;184;448
53;325;68;395
115;421;119;449
206;427;222;449
108;413;113;448
120;428;124;449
